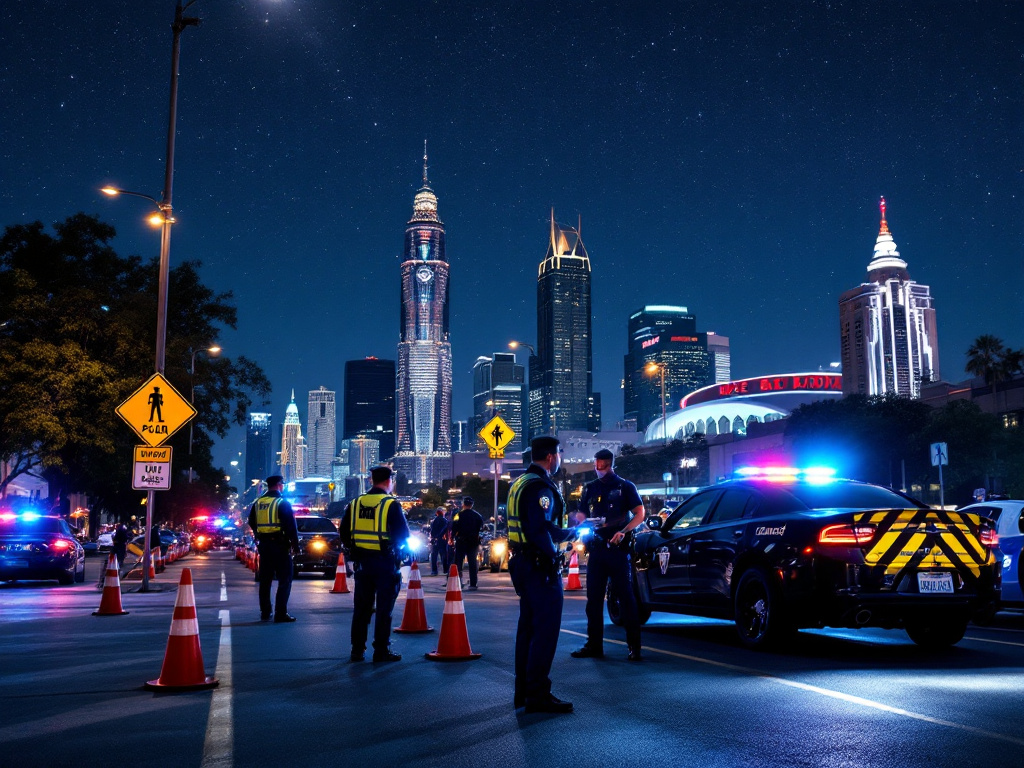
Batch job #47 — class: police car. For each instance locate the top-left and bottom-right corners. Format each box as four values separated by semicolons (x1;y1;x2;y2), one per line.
959;499;1023;607
608;467;1001;649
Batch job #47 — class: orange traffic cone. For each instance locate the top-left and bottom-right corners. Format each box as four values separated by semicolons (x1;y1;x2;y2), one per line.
565;550;583;590
329;552;351;594
144;568;218;691
147;549;157;579
93;554;129;616
395;560;433;633
425;565;481;660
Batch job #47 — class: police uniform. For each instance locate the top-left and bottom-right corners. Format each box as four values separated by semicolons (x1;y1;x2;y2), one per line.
576;471;644;655
452;503;484;588
506;462;574;709
247;490;300;621
340;486;411;660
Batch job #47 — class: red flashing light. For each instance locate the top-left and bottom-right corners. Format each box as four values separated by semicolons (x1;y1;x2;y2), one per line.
818;524;875;546
51;539;73;551
980;528;999;548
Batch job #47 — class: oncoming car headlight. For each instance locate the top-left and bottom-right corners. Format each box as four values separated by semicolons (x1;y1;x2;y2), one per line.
310;539;327;553
491;541;507;557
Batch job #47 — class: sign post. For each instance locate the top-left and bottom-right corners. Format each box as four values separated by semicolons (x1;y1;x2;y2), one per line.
116;373;197;591
930;442;949;509
479;415;515;541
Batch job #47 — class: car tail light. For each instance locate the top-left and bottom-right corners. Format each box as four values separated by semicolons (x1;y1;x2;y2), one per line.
51;539;73;551
980;527;999;548
818;524;875;545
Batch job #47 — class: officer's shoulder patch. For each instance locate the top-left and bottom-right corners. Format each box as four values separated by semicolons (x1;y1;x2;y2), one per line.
539;494;551;510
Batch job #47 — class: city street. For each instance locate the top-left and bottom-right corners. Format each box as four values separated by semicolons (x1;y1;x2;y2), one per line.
2;550;1024;768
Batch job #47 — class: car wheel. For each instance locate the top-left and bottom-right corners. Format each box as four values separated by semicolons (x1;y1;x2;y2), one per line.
905;615;968;648
606;572;651;626
58;571;74;585
734;567;794;650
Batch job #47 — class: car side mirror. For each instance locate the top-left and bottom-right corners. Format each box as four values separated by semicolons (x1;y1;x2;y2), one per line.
646;517;662;530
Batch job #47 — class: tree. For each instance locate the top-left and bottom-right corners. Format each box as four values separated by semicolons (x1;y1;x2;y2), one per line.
966;335;1008;385
0;214;271;523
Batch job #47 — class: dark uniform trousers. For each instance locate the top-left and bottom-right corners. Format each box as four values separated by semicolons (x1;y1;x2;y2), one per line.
509;552;563;700
454;542;479;586
257;537;293;616
586;539;641;648
351;555;402;653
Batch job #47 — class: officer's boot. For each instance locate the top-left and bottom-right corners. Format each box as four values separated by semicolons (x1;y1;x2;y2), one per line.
626;629;642;661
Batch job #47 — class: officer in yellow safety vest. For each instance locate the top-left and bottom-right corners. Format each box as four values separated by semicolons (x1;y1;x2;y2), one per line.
247;475;300;622
339;465;411;663
506;436;579;714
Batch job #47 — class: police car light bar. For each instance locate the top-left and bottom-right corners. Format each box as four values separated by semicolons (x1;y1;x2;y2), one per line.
734;466;837;481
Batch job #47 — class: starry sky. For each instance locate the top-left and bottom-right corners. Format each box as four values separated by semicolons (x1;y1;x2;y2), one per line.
2;1;1021;478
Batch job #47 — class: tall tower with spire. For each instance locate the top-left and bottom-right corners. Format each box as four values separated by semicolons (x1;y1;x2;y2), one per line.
393;145;453;485
530;209;601;439
839;198;940;397
280;389;306;482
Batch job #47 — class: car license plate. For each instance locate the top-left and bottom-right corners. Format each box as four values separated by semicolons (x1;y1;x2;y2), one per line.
1;559;29;569
917;572;954;594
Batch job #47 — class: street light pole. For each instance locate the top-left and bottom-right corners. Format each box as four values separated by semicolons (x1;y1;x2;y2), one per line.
646;362;668;446
508;340;536;441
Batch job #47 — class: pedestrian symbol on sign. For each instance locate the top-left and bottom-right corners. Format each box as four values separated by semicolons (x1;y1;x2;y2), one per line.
148;387;164;423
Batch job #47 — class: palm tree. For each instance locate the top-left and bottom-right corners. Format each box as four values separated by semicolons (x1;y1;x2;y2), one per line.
965;335;1007;385
1001;348;1024;378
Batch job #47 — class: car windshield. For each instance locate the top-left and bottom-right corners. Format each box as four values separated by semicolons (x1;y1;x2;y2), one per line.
296;517;337;533
754;482;925;515
0;517;67;535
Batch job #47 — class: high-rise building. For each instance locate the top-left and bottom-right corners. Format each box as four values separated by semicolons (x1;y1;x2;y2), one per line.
451;420;473;452
305;386;336;477
706;332;731;384
394;148;453;485
839;198;940;397
473;352;526;452
531;210;601;439
279;390;305;483
623;306;710;432
245;412;273;488
342;437;379;494
343;357;396;461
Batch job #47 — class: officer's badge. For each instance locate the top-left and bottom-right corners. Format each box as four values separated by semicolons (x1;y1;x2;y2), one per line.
539;495;551;510
658;546;670;575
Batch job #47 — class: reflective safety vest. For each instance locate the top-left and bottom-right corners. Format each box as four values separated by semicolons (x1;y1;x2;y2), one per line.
506;472;543;547
349;492;392;551
254;496;284;535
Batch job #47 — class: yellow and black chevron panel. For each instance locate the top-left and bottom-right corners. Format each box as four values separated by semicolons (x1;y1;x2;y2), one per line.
853;509;994;581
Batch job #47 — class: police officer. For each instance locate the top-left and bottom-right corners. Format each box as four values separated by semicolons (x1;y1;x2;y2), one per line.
428;507;450;576
339;466;410;662
571;449;646;660
452;496;484;590
247;475;300;623
506;436;577;714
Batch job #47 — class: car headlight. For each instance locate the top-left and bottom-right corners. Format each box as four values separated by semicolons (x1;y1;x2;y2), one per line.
492;541;507;557
310;540;327;553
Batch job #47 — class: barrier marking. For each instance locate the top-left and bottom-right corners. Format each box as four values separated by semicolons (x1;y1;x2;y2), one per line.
220;572;227;602
560;629;1024;747
201;609;233;768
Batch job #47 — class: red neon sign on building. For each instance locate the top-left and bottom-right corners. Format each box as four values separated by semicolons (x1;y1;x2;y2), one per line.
681;373;843;408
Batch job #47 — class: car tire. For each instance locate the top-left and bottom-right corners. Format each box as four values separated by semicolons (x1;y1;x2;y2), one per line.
58;571;74;585
606;572;651;627
905;615;968;648
733;566;794;650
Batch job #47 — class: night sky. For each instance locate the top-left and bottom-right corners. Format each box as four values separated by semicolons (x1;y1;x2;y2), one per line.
3;1;1021;478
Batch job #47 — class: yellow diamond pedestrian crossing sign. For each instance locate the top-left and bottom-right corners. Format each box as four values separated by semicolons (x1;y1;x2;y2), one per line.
116;373;197;447
479;414;515;456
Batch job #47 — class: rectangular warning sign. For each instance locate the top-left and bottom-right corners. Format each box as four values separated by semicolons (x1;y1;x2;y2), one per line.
132;445;172;491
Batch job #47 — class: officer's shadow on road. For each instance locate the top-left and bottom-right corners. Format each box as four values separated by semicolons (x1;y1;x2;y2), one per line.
639;618;1024;673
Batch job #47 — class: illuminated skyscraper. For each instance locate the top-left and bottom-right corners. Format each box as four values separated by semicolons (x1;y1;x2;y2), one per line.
280;390;305;482
306;386;336;477
839;198;940;397
530;210;600;438
245;412;272;488
623;306;710;432
706;332;731;384
473;352;526;452
394;147;453;484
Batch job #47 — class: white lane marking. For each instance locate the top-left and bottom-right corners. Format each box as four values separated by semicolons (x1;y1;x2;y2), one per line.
560;629;1024;747
964;635;1024;648
201;609;233;768
220;572;227;602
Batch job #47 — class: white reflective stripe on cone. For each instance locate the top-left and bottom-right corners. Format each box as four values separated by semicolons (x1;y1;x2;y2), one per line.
178;584;196;605
170;618;200;636
408;587;424;600
442;600;466;615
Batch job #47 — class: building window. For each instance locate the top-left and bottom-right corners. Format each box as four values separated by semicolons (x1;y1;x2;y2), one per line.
1003;412;1021;429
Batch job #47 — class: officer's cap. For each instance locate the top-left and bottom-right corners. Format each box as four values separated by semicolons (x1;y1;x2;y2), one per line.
594;449;614;462
265;475;284;487
531;436;561;460
370;465;394;485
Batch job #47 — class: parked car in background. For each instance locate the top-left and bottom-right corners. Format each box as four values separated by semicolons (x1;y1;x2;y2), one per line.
0;513;86;584
293;515;342;577
960;499;1023;608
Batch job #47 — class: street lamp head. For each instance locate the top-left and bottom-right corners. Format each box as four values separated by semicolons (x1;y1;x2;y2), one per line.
208;346;221;355
645;362;662;375
147;212;166;227
100;186;120;196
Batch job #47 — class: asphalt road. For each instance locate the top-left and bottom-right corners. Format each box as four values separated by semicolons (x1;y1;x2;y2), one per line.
2;550;1024;768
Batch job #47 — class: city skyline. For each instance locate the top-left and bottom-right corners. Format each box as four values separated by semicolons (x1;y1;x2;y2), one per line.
2;3;1018;477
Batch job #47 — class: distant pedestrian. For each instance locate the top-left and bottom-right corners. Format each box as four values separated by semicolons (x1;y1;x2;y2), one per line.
112;523;129;570
429;507;450;575
247;475;300;623
506;436;577;714
571;449;646;661
339;466;411;662
451;496;484;589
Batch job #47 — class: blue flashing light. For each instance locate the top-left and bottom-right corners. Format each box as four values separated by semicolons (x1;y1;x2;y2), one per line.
405;536;423;553
577;526;593;538
21;512;41;522
734;466;838;483
214;517;227;528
